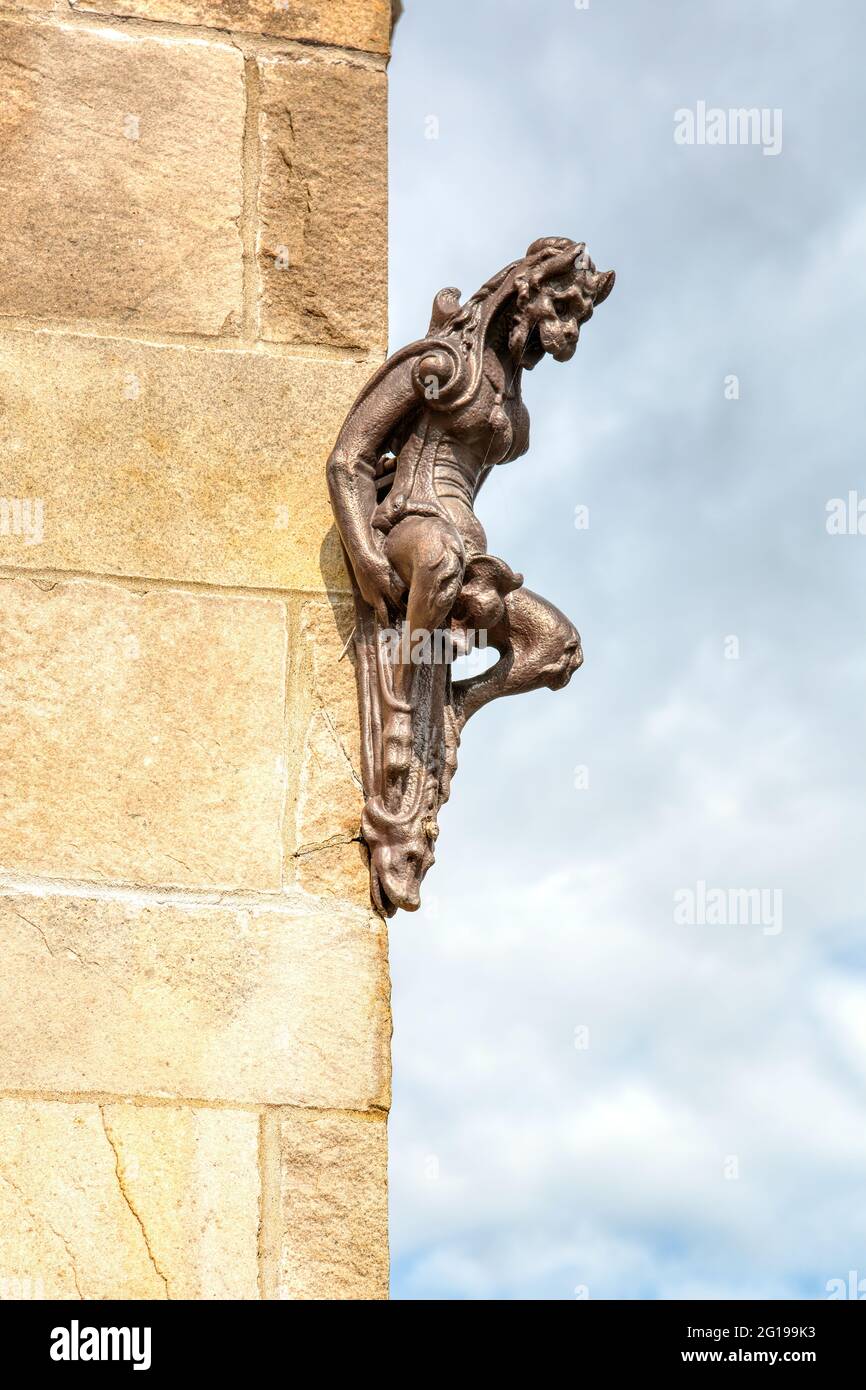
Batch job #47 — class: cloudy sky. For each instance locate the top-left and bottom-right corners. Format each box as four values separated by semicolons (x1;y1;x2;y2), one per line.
385;0;866;1300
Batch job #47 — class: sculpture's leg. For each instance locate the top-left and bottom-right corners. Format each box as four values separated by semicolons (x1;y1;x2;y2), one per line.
454;586;582;726
381;515;466;776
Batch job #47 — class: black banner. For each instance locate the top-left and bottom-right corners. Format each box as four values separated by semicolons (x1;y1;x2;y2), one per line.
0;1297;862;1374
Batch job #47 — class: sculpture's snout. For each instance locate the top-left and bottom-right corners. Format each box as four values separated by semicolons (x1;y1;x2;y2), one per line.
364;801;436;917
380;872;421;913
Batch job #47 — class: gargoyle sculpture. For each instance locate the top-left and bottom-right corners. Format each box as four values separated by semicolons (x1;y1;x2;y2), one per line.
327;237;614;916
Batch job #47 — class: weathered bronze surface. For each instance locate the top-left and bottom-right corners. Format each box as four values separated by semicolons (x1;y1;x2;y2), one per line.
327;237;614;915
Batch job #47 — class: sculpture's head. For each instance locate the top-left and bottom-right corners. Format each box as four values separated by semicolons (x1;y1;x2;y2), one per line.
421;235;615;408
508;236;615;368
362;798;438;916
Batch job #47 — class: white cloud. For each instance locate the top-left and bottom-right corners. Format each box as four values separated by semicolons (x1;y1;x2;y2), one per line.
387;0;866;1300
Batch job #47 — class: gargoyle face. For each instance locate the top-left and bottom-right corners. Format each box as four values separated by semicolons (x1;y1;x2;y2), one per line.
542;628;584;690
510;243;615;369
364;805;438;916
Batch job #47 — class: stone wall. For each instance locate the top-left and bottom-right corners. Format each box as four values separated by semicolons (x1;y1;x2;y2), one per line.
0;0;391;1300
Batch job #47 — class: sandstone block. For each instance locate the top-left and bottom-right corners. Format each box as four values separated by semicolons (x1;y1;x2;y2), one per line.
278;1108;388;1299
0;890;391;1108
0;1099;259;1299
0;19;244;334
68;0;392;53
256;55;387;351
0;578;286;889
0;330;361;591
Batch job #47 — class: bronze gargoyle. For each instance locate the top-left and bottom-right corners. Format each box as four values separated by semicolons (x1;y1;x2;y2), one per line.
327;237;614;916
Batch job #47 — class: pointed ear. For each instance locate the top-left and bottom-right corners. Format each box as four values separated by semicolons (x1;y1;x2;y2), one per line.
464;555;524;594
428;287;461;331
593;269;615;305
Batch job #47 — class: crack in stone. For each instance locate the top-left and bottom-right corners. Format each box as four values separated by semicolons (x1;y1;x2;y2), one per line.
8;907;58;958
319;705;364;793
294;832;363;859
7;907;131;996
98;1108;170;1299
0;1167;84;1298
